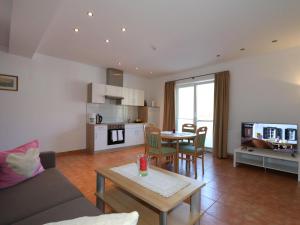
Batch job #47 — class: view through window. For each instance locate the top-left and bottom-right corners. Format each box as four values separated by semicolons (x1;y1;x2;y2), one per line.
176;80;214;148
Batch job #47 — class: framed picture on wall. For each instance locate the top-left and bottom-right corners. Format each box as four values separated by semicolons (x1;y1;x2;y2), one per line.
0;74;18;91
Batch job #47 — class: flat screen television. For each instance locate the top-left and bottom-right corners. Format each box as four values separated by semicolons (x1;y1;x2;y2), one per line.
241;122;298;153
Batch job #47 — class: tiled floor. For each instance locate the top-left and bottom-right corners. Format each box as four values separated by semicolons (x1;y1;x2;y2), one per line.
56;147;300;225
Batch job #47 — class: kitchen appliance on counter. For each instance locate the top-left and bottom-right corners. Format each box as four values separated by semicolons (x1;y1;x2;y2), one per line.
96;114;103;124
107;123;125;145
88;113;96;124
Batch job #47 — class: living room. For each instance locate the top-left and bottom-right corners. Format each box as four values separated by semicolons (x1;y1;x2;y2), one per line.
1;1;300;225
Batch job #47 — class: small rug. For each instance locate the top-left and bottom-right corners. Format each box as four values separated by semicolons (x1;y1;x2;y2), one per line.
111;163;190;197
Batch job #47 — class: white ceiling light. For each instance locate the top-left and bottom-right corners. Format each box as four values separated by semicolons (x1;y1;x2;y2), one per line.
105;39;110;43
118;62;121;66
150;71;153;74
74;28;79;32
122;27;126;32
135;67;139;70
87;11;93;17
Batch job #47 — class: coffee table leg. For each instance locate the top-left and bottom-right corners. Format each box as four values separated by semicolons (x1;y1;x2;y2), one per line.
191;189;201;225
176;140;179;173
96;173;105;213
159;211;167;225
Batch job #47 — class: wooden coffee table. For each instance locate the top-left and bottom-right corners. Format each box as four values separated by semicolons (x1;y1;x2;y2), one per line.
95;164;205;225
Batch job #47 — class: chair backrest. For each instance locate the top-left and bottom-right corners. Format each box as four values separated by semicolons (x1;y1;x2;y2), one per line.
145;126;162;150
182;123;196;133
143;123;156;145
145;123;156;127
194;127;207;151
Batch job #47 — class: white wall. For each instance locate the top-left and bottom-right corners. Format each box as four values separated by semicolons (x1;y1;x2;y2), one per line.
149;46;300;154
0;50;150;152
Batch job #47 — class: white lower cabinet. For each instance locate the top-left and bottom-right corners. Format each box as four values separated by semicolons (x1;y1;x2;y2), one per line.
94;125;107;151
88;124;144;153
125;124;144;146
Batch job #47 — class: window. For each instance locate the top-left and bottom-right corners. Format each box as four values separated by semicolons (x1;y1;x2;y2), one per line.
176;85;194;130
176;79;214;148
263;127;282;140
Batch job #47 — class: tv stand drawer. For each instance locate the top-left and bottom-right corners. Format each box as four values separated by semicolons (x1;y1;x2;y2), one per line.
233;147;300;182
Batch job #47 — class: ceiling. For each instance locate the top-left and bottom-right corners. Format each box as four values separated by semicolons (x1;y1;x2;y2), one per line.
2;0;300;77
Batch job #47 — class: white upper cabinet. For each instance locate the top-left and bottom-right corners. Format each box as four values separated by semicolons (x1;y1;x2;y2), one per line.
105;85;123;98
136;89;144;106
122;87;131;105
122;88;144;106
87;83;105;103
88;83;144;106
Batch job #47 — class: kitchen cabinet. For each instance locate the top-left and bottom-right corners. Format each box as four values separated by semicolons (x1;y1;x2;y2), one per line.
105;85;123;98
125;124;144;146
87;83;144;106
135;89;144;106
94;125;108;151
122;88;144;106
87;83;105;103
122;87;131;105
86;124;107;153
86;123;144;153
138;106;160;126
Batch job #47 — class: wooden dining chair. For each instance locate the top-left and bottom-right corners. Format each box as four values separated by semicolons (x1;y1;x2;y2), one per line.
178;127;207;179
145;126;176;167
143;123;156;153
180;123;197;156
143;123;169;153
182;123;197;135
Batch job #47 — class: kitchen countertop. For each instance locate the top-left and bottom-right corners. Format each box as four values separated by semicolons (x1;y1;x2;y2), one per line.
87;122;145;126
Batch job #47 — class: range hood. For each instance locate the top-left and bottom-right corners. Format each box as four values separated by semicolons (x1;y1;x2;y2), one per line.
105;95;124;100
105;68;124;100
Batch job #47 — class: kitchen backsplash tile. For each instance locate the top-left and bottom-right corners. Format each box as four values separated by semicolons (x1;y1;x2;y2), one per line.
87;102;138;123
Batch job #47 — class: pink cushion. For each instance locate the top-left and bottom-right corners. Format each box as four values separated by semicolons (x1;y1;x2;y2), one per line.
0;140;45;189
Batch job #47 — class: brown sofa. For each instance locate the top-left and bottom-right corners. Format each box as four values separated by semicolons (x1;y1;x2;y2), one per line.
0;152;100;225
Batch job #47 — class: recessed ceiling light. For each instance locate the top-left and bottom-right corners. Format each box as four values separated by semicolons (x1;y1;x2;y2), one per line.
272;40;278;43
151;45;157;51
105;39;110;43
216;54;221;57
74;28;79;32
135;67;139;70
149;71;153;74
87;11;93;17
121;27;126;32
240;48;245;51
118;62;121;66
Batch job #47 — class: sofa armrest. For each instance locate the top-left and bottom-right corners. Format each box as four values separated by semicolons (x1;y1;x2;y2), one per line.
39;151;56;169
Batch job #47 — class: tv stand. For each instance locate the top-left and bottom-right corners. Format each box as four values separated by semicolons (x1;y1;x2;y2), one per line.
234;147;300;182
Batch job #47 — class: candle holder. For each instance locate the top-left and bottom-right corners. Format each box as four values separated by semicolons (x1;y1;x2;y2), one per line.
136;153;149;176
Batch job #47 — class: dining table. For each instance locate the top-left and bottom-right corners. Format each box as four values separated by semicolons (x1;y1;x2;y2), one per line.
161;131;196;173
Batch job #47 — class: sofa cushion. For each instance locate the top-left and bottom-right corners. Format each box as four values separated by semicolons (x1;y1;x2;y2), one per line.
0;140;45;189
0;168;82;225
11;197;101;225
43;211;138;225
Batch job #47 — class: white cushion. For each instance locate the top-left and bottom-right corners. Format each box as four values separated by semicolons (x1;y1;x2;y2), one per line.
44;211;139;225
